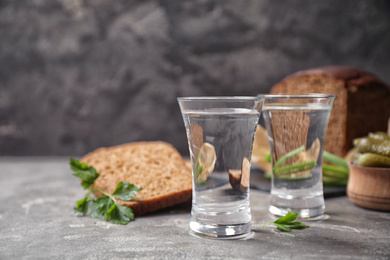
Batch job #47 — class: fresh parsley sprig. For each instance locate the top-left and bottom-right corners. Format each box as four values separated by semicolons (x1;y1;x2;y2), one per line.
70;158;141;225
70;158;100;189
262;212;309;232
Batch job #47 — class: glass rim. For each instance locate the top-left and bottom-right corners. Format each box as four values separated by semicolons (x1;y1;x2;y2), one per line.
259;93;336;99
177;96;264;101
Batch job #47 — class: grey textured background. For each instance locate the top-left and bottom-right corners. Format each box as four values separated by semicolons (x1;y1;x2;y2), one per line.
1;0;390;156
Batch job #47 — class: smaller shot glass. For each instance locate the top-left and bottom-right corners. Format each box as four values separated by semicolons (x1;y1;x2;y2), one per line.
261;94;335;219
177;96;264;238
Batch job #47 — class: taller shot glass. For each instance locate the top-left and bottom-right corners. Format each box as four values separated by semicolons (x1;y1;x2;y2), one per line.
177;96;264;238
262;94;335;219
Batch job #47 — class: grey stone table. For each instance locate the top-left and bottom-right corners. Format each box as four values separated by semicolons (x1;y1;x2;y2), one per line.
1;157;389;260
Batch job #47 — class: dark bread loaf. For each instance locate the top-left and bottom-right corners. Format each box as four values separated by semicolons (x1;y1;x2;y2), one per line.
270;66;390;157
80;141;192;216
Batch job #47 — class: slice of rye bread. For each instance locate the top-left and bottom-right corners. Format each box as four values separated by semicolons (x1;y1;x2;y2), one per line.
270;66;390;157
80;141;192;216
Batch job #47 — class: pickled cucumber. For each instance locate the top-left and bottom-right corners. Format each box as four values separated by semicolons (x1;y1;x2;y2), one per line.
354;137;390;157
353;132;390;168
357;153;390;168
368;132;390;141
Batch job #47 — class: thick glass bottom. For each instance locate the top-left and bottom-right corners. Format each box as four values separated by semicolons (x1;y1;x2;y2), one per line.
190;221;252;239
269;205;325;219
269;193;325;219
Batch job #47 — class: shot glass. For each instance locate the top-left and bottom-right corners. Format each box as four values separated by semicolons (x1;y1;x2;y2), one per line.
262;94;335;219
177;96;264;238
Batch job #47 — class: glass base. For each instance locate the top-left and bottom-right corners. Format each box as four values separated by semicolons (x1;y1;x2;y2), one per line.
190;221;252;239
269;204;325;219
269;190;325;219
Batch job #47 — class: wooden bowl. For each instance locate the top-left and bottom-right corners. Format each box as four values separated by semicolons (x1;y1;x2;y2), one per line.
347;163;390;211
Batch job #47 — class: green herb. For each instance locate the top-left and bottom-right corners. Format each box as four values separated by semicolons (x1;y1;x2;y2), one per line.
265;152;271;163
70;158;100;189
264;150;350;186
70;158;141;225
322;151;349;186
323;151;348;169
264;171;272;179
322;164;349;175
273;145;305;169
262;212;309;232
274;160;316;176
194;165;204;178
322;176;348;186
194;150;205;184
271;145;315;180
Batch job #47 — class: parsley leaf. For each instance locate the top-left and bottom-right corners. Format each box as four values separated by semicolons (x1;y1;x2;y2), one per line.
74;191;92;215
112;181;141;201
274;212;298;224
262;212;309;232
273;223;292;232
70;159;141;225
288;222;310;229
70;158;99;189
90;196;114;219
107;204;135;224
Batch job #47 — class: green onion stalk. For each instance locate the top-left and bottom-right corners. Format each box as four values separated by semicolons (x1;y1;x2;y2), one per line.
264;150;349;186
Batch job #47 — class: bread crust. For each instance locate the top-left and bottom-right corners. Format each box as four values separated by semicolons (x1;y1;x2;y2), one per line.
285;66;387;86
80;141;192;216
